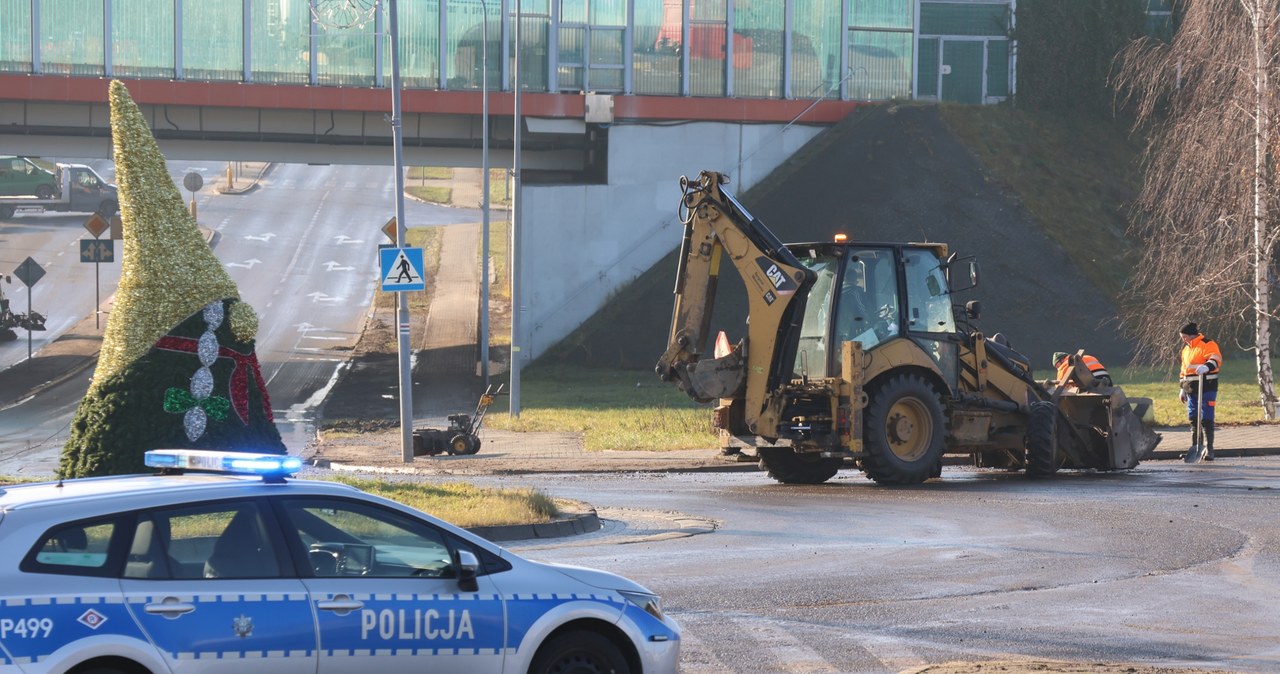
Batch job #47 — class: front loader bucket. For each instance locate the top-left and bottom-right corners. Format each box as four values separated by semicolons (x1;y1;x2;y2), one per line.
1106;392;1161;468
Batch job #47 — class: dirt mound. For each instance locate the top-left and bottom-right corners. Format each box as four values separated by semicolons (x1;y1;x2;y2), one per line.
542;104;1130;372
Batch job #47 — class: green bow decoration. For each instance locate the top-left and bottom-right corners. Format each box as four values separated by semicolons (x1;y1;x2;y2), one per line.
163;388;231;422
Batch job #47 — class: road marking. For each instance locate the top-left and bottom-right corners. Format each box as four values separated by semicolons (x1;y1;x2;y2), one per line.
662;630;733;674
854;632;927;672
244;233;276;242
739;618;842;673
671;612;940;673
306;292;344;304
227;258;262;269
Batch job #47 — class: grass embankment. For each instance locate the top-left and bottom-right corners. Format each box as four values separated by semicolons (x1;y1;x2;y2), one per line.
939;105;1144;300
482;363;1279;453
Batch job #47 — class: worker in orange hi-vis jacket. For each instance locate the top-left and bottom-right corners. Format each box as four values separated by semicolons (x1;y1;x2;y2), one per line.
1052;351;1112;389
1178;322;1224;460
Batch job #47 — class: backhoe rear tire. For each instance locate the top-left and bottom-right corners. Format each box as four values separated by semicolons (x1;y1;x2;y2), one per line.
862;374;945;485
1025;400;1059;479
759;448;842;485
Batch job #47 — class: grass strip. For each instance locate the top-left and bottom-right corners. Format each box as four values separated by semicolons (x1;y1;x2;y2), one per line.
483;362;1279;452
326;476;559;527
406;185;452;205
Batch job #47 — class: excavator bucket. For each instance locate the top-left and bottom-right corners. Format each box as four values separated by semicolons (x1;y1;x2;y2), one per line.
1106;391;1161;469
1054;386;1161;470
670;346;747;404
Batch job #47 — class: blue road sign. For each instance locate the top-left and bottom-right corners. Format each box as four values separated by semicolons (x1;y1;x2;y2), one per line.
379;247;426;292
80;239;115;263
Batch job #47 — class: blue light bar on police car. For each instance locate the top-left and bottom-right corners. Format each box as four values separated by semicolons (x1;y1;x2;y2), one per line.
144;449;303;476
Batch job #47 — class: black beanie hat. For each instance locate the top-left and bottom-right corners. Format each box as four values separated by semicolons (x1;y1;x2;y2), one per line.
1180;322;1199;336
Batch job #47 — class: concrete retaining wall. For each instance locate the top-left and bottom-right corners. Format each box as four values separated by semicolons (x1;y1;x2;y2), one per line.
518;120;823;361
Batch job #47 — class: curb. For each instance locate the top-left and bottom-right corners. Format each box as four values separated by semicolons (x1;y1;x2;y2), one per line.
402;189;511;212
217;163;272;195
470;502;602;543
305;456;765;476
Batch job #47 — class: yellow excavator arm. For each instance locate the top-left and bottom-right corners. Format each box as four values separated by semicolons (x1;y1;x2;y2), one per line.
655;171;813;436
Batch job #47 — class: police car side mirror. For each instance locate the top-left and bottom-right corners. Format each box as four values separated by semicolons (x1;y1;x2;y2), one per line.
455;549;480;592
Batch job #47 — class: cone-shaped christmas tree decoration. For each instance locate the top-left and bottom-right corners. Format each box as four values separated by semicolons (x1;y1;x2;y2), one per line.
60;80;285;478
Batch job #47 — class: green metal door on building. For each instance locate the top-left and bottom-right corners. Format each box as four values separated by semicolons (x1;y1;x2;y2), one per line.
940;40;983;104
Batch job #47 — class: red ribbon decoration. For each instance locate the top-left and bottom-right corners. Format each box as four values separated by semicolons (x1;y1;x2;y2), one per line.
156;336;274;425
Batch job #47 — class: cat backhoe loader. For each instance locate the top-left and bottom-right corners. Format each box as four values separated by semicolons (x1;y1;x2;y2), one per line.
655;171;1160;485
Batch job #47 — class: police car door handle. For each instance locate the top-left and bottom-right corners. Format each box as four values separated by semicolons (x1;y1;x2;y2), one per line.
143;599;196;616
316;596;364;613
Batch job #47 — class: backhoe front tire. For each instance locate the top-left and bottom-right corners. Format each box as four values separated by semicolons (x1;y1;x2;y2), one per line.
1025;400;1059;479
759;447;842;485
862;374;945;485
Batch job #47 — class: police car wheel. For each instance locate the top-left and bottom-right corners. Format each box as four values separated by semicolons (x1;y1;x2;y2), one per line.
529;630;631;674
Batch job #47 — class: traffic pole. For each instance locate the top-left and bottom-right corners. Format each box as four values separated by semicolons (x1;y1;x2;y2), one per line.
25;284;32;361
94;255;100;329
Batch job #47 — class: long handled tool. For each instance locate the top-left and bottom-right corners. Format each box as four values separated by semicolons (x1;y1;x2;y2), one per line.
1184;372;1206;464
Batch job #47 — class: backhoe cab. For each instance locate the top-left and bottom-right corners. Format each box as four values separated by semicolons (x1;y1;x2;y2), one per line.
656;171;1160;485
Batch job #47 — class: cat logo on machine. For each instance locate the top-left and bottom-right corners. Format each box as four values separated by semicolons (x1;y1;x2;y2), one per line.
755;257;797;305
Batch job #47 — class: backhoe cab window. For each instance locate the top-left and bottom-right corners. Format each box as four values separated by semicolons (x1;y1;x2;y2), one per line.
835;250;899;357
793;255;838;377
904;252;955;334
793;248;900;378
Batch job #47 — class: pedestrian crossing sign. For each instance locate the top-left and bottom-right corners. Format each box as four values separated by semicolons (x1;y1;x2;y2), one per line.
379;247;426;292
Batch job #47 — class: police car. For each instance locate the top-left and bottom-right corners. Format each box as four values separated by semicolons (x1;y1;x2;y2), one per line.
0;449;680;674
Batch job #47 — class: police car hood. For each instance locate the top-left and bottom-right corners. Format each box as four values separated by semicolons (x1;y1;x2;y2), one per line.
534;560;652;594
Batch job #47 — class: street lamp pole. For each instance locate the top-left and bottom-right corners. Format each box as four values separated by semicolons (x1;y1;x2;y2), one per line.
509;0;523;417
388;0;414;462
480;0;491;387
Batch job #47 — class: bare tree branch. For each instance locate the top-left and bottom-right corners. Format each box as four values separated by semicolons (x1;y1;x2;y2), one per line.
1113;0;1280;416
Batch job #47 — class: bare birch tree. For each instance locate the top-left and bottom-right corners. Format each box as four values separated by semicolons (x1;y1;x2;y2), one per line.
1113;0;1280;418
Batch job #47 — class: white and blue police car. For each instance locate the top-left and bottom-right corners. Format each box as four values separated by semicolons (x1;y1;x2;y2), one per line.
0;449;680;674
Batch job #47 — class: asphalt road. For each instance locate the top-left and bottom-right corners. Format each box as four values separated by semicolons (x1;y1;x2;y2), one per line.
0;161;483;472
430;458;1280;674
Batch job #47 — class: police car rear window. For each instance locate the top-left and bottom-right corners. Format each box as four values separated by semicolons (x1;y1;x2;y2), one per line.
24;519;121;577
